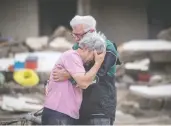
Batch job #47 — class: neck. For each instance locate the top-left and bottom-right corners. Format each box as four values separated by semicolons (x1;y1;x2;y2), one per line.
77;49;86;63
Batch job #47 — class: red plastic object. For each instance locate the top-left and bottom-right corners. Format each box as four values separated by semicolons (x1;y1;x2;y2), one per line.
25;60;38;70
8;65;14;72
138;73;151;82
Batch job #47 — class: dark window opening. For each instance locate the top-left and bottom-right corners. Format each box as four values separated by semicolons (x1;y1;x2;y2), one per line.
38;0;77;36
147;0;171;39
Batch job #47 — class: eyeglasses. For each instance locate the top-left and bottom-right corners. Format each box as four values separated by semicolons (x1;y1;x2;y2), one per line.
71;30;94;39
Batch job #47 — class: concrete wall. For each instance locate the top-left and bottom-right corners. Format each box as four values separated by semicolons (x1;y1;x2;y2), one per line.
90;0;148;45
0;0;39;41
0;0;148;43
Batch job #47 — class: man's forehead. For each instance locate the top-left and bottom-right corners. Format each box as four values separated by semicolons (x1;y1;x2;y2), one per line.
72;26;85;34
73;24;84;29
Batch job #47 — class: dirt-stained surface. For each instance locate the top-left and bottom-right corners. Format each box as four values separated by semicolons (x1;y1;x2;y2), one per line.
115;87;171;125
0;84;171;125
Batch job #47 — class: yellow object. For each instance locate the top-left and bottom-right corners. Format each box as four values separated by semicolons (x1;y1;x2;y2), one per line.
13;69;39;87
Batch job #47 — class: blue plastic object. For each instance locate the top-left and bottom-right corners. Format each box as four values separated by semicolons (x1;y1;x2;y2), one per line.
14;61;25;70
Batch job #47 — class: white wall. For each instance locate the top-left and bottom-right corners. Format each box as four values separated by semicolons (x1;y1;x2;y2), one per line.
91;0;148;44
0;0;39;41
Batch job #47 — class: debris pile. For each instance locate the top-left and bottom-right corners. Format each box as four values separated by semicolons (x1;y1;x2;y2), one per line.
117;40;171;85
0;26;73;114
116;40;171;121
0;26;74;59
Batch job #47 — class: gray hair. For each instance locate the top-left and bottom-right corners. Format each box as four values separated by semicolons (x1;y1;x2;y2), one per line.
70;15;96;32
79;32;106;53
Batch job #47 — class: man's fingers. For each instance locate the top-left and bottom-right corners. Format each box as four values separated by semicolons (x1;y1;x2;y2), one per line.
61;69;68;74
54;79;59;82
53;75;59;79
53;71;57;74
53;76;60;81
52;70;60;75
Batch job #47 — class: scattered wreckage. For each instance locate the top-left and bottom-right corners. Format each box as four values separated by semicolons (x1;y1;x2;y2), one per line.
117;40;171;85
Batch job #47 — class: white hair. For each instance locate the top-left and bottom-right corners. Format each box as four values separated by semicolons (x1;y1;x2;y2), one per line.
79;32;106;53
70;15;96;32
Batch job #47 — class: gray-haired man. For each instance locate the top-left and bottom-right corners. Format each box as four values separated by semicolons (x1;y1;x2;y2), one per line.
52;15;119;125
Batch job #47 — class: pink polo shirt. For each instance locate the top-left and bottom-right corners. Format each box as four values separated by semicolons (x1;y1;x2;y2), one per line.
44;50;85;119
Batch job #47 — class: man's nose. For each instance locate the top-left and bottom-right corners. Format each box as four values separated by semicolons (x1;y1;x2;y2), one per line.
75;37;80;42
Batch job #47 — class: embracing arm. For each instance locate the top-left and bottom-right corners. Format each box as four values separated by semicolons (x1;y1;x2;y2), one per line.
52;62;100;88
72;62;101;89
56;52;116;83
98;51;117;76
63;51;105;89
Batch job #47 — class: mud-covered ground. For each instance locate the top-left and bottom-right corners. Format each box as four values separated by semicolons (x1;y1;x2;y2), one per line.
0;84;171;125
115;87;171;125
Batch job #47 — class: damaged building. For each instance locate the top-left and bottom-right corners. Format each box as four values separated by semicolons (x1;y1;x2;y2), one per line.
0;0;171;44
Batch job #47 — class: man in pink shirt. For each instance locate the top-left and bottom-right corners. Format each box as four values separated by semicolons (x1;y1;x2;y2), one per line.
42;32;106;125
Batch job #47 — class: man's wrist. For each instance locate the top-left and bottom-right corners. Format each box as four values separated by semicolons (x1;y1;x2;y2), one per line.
63;71;71;79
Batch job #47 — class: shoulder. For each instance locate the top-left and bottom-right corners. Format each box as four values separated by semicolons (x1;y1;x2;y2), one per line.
63;50;78;57
105;40;114;49
105;40;118;56
62;50;82;62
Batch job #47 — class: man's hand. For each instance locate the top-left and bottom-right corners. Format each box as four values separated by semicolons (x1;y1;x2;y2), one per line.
52;67;71;82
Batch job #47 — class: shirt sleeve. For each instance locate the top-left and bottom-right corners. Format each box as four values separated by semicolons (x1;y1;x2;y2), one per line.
97;51;117;76
62;52;85;76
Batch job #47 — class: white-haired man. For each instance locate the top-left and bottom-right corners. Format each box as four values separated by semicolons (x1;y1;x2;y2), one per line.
52;15;119;125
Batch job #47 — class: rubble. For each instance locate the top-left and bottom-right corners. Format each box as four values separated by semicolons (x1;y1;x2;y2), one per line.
0;95;42;112
0;47;10;58
115;88;171;125
121;75;135;84
0;26;80;119
125;58;150;71
0;26;74;94
14;51;62;72
129;84;171;99
0;83;44;113
115;110;136;124
3;26;171;125
49;26;74;43
10;44;29;54
157;27;171;41
0;51;62;86
118;40;171;63
0;26;74;59
117;40;171;85
25;36;48;51
0;73;5;86
49;37;73;51
24;27;74;52
149;75;163;84
0;58;14;71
